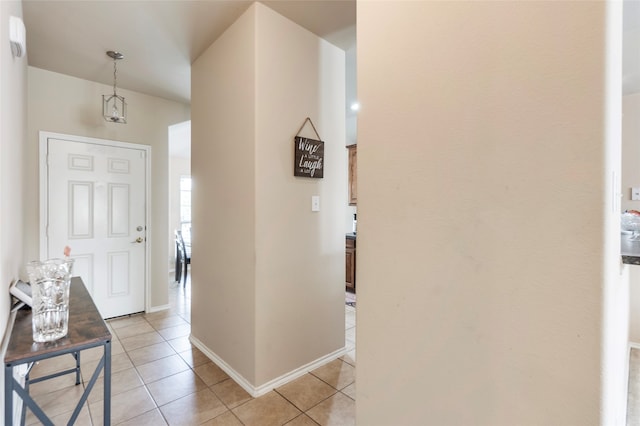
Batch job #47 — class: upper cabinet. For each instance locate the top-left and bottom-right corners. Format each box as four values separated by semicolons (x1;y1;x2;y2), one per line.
348;144;357;205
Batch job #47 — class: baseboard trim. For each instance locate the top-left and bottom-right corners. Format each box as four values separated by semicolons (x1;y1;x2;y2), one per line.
630;342;640;350
189;335;347;398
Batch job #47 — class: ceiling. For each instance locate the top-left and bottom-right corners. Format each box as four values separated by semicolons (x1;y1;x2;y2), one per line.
21;0;356;105
22;1;640;104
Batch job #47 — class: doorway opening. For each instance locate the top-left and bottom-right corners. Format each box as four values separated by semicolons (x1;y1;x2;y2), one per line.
169;121;191;287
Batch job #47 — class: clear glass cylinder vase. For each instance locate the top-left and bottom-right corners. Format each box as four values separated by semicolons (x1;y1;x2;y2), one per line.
26;258;74;342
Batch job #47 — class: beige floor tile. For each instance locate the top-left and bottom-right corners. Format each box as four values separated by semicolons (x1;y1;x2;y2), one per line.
26;383;87;424
118;408;168;425
111;339;125;355
28;370;79;396
143;309;176;322
211;378;253;409
345;327;356;351
628;347;640;423
285;413;321;426
157;323;191;340
276;373;336;411
201;410;245;426
27;405;92;426
87;367;144;404
179;346;211;368
114;321;156;339
53;406;93;426
81;345;110;363
109;351;134;372
341;350;356;367
128;341;177;366
146;369;208;406
160;388;228;425
120;330;165;352
306;392;355;426
136;354;190;384
194;361;230;386
108;314;147;329
81;351;133;381
341;383;356;400
232;391;301;426
310;359;355;390
345;310;356;329
89;385;157;426
147;314;190;330
29;353;78;379
167;335;194;352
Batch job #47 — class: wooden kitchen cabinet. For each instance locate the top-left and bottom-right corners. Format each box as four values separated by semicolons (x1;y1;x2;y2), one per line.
347;145;357;206
346;237;356;292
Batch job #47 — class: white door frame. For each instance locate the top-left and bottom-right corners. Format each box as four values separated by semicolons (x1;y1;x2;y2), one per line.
39;131;152;313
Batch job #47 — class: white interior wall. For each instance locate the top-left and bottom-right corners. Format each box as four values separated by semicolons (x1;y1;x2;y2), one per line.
26;67;190;309
0;0;28;420
191;5;258;384
253;3;345;386
191;3;345;392
357;1;626;424
602;3;627;420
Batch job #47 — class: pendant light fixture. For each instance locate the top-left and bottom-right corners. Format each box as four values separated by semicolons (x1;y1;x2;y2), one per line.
103;50;126;124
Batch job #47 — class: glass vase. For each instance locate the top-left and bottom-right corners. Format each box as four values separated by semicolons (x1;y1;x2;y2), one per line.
26;258;74;342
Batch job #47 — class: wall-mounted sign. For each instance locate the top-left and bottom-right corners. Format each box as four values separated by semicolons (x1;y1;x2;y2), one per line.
294;136;324;178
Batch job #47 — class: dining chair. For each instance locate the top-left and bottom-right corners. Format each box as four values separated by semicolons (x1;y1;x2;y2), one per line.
175;230;191;287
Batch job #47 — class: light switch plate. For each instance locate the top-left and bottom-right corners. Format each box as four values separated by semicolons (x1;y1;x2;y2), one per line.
633;187;640;201
311;195;320;212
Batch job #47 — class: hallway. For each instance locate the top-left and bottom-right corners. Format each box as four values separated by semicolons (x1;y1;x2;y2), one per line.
23;277;356;425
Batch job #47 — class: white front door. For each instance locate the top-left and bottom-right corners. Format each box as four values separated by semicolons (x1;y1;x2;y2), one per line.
42;134;148;318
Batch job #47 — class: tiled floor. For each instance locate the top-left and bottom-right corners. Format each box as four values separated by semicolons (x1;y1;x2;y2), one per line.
629;347;640;425
23;276;356;425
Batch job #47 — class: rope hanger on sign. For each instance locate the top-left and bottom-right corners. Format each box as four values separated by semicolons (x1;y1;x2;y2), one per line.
295;117;322;141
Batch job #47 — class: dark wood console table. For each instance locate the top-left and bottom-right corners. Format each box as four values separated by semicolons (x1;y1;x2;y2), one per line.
4;277;111;425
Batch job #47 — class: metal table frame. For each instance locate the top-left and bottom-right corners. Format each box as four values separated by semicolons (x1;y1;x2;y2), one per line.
4;278;111;425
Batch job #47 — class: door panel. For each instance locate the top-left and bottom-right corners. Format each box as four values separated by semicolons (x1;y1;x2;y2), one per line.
69;181;94;238
45;136;147;318
109;183;130;236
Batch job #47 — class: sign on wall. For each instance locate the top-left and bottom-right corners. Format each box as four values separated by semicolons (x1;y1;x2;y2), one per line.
294;117;324;179
294;136;324;178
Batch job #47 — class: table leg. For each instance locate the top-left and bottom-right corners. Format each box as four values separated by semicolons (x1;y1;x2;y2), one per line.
5;364;13;426
74;351;80;385
104;341;111;425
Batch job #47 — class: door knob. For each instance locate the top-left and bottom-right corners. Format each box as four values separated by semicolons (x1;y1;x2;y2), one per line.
131;237;144;243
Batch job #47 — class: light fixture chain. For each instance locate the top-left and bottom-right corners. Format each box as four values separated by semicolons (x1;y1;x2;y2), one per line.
103;50;126;124
113;57;118;96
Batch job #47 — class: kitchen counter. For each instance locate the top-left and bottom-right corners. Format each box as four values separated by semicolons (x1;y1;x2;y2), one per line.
622;233;640;265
